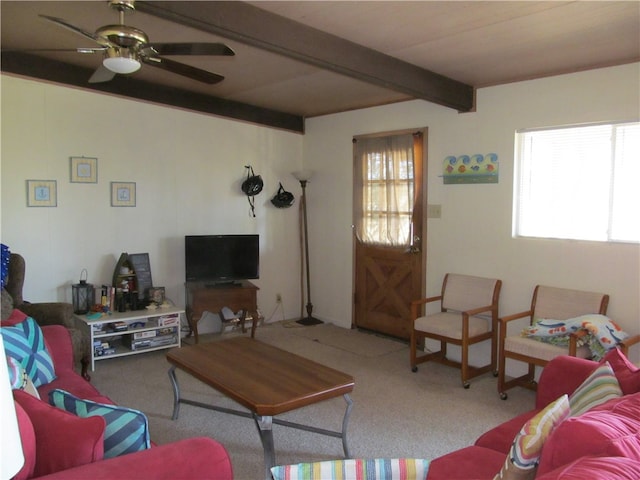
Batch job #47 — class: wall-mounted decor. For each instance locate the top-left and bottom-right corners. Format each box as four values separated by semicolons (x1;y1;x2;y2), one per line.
26;180;57;207
111;182;136;207
70;156;97;183
443;153;499;184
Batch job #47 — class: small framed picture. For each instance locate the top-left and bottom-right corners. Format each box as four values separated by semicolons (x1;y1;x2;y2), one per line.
27;180;57;207
70;156;97;183
111;182;136;207
149;287;166;305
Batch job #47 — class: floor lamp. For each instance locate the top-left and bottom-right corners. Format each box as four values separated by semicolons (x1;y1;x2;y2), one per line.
293;170;323;325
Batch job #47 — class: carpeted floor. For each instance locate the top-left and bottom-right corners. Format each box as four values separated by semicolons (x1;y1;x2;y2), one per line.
90;321;535;479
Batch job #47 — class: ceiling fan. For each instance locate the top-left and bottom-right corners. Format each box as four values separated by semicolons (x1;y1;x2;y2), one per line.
38;0;234;84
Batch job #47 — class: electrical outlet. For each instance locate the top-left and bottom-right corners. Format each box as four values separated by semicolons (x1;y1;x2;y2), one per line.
427;204;442;218
276;293;282;303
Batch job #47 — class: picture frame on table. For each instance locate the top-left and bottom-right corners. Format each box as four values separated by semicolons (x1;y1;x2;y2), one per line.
111;182;136;207
149;287;166;305
70;156;98;183
26;180;57;207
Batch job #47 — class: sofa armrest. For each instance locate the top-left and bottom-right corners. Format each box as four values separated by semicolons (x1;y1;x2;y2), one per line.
35;437;233;480
18;302;74;329
535;355;597;409
41;325;76;374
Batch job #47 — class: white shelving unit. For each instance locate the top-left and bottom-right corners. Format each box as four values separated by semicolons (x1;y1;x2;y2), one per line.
75;306;185;371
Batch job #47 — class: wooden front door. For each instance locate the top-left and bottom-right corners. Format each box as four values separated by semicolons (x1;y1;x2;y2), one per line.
353;129;426;339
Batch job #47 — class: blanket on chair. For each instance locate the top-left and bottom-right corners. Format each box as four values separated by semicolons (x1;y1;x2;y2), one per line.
522;314;629;360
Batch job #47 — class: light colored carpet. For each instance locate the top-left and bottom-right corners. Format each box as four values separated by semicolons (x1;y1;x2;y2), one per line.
285;322;406;357
89;322;536;479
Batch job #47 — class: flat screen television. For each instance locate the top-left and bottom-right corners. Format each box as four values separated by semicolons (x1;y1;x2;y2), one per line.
185;234;259;284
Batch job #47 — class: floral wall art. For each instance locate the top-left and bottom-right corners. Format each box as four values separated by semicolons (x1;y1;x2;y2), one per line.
443;153;498;184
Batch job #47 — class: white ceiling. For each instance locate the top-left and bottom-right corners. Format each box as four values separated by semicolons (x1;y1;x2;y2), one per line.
2;1;638;130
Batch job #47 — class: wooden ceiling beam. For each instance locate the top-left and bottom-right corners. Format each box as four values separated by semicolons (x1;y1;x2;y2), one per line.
137;1;475;112
0;52;305;133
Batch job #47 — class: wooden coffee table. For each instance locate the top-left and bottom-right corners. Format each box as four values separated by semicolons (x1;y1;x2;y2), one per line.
166;337;355;479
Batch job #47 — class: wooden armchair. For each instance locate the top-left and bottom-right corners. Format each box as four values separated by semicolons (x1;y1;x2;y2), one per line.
410;273;502;388
498;285;609;400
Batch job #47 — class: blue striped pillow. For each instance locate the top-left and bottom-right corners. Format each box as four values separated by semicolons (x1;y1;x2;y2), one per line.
2;316;56;387
49;389;151;458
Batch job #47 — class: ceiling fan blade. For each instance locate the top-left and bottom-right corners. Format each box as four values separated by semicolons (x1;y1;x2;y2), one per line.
89;65;116;84
145;42;235;57
39;14;111;47
141;56;224;84
0;48;105;54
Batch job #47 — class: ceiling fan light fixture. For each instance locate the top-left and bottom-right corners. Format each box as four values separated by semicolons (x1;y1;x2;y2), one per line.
102;47;140;74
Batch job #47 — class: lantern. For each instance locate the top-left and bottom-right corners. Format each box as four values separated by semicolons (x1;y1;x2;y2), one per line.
72;269;94;315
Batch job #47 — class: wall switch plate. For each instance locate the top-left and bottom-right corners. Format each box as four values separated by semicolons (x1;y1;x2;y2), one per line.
427;204;442;218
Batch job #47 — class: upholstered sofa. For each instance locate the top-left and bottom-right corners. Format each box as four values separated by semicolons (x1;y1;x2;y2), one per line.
426;350;640;479
5;310;233;479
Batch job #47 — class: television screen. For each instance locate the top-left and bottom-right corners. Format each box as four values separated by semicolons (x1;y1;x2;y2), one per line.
185;235;259;284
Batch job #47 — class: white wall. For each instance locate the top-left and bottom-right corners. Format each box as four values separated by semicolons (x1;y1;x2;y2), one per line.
304;63;640;364
1;75;305;331
2;64;639;363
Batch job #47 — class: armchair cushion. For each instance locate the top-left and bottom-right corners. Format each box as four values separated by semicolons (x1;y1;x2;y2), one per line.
13;389;105;477
2;315;56;387
49;389;151;458
414;311;491;338
503;336;590;362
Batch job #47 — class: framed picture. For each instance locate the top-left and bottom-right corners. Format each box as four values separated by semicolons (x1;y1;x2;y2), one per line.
111;182;136;207
70;156;97;183
149;287;165;305
26;180;57;207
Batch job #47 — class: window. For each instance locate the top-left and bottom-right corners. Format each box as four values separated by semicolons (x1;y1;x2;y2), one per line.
514;121;639;243
353;133;417;246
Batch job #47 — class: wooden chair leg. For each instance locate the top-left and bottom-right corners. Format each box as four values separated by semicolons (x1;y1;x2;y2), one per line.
461;342;470;389
498;351;507;400
410;330;418;371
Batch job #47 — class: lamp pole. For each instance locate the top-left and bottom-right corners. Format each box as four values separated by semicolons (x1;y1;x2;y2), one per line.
294;172;322;325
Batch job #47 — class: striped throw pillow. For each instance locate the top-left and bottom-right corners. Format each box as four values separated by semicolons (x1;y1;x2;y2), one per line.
569;361;622;416
271;458;430;480
49;389;151;458
2;316;56;387
494;394;570;480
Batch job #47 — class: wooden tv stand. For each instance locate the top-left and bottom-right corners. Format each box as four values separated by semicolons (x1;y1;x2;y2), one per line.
185;280;259;343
